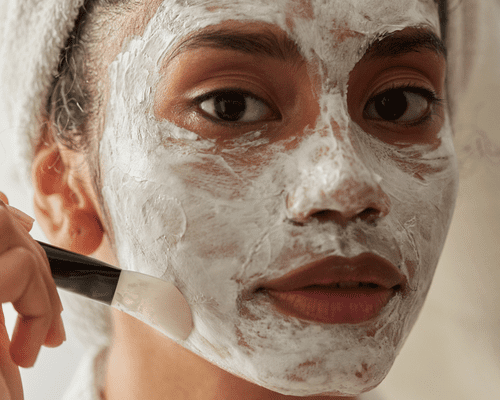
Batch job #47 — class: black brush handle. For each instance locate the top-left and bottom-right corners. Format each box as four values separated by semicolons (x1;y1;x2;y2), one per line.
38;241;120;305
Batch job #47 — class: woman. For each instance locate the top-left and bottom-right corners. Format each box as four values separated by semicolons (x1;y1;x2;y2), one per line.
0;0;472;399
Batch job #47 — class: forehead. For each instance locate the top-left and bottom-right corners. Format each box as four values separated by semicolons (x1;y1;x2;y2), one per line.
146;0;439;27
104;0;441;100
115;0;440;61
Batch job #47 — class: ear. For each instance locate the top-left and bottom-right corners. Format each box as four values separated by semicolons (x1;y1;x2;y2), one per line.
32;143;104;255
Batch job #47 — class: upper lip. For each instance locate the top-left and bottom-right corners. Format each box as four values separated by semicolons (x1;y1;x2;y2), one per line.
260;253;406;292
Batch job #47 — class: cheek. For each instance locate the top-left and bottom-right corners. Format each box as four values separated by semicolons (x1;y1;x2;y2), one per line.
103;125;290;303
167;146;295;302
353;120;458;284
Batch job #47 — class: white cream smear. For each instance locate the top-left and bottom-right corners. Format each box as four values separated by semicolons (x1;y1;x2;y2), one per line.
100;0;458;396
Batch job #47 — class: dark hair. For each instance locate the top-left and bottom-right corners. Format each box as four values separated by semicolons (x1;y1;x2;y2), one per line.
42;0;138;252
43;0;128;155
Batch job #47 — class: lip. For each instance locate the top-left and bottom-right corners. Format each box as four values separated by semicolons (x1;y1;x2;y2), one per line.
257;253;407;324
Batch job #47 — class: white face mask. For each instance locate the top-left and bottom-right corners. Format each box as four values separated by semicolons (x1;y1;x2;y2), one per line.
99;0;458;396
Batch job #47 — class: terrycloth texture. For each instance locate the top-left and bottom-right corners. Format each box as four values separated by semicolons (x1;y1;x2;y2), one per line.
0;0;84;183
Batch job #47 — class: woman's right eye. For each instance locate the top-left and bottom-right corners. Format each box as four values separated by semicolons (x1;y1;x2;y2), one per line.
196;90;277;124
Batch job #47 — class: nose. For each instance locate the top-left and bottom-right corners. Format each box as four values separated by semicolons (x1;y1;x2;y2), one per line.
285;136;391;227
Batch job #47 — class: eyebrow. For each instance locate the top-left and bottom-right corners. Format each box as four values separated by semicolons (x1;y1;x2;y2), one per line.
163;26;446;67
164;27;302;65
364;28;446;60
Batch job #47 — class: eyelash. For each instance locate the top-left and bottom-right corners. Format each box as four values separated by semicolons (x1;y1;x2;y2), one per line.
192;88;279;125
191;84;444;127
365;83;444;127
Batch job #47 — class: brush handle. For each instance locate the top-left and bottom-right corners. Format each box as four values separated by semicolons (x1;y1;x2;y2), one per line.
38;241;120;305
38;241;194;340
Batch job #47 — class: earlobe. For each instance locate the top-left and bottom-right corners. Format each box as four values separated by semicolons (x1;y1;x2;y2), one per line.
32;143;104;255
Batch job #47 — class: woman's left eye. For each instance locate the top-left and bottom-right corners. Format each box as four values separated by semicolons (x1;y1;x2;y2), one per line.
364;87;441;124
196;90;275;123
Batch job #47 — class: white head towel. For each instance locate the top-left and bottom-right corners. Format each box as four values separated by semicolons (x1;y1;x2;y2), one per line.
0;0;84;182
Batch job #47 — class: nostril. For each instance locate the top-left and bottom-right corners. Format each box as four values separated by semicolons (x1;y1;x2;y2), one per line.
313;210;330;218
357;207;381;223
308;209;351;227
308;208;382;226
285;183;391;226
310;210;339;222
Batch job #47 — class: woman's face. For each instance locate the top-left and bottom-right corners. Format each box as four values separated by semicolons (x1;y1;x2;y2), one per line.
98;0;458;396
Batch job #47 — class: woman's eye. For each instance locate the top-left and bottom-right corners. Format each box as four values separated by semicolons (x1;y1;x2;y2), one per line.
364;87;438;124
197;91;274;123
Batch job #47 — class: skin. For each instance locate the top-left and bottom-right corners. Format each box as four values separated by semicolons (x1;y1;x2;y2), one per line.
0;192;65;400
0;0;458;399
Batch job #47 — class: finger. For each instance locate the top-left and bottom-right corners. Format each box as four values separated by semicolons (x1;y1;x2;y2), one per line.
0;205;22;253
43;313;66;348
10;312;52;368
15;243;66;350
0;194;34;232
0;205;62;315
4;211;33;234
32;241;64;317
0;192;9;204
0;204;64;327
0;247;53;368
0;200;65;363
5;205;34;232
0;309;23;400
0;217;60;313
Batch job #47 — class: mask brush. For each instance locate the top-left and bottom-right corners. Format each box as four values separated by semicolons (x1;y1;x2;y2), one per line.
38;240;193;341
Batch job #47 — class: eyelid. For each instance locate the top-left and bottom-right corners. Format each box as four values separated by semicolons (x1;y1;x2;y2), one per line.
363;83;444;126
193;88;270;106
369;83;441;103
191;88;281;124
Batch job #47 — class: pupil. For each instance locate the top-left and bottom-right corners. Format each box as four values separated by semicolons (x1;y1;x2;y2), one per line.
214;92;246;121
375;90;407;120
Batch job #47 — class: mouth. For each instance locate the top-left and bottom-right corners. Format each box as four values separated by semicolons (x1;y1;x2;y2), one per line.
256;253;406;324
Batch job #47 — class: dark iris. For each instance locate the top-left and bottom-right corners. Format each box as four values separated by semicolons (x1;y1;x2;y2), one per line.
374;90;407;121
214;92;247;121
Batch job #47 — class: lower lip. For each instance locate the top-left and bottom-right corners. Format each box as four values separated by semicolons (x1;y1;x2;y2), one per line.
264;286;396;324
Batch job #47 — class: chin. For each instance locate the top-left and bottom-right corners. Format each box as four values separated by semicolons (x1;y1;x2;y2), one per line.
183;292;407;398
247;369;387;397
217;342;394;397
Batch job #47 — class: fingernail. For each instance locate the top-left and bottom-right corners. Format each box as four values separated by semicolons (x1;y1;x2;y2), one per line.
59;315;67;342
6;204;35;228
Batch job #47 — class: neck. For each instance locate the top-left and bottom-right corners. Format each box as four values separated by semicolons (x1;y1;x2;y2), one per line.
103;310;358;400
